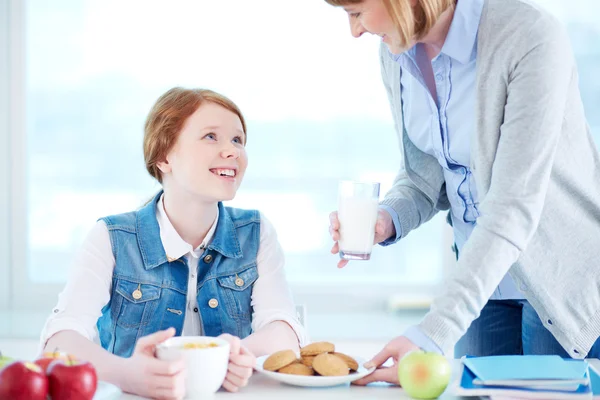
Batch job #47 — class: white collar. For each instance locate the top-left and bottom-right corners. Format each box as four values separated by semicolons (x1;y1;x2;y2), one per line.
155;194;219;260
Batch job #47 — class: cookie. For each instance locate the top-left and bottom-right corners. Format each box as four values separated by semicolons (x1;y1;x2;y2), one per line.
312;353;349;376
300;341;335;356
300;355;315;367
263;349;297;371
332;352;359;371
278;362;314;376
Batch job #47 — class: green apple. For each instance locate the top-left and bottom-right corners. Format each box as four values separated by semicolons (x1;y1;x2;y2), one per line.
398;350;451;399
0;351;14;370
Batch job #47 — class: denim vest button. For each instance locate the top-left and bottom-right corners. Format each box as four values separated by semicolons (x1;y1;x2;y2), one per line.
209;298;219;308
235;277;244;287
204;255;213;263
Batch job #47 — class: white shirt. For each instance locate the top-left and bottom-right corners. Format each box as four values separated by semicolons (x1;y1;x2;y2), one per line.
40;196;307;349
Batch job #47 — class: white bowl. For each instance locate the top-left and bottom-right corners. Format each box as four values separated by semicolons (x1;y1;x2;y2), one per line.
156;336;230;397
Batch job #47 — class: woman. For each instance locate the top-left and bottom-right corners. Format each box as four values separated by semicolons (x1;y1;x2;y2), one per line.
40;87;307;398
326;0;600;385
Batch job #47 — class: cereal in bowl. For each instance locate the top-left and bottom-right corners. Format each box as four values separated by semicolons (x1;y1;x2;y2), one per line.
182;342;219;349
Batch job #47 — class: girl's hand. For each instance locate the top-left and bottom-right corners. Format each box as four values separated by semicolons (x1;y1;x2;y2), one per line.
120;328;187;400
329;209;396;268
219;334;256;392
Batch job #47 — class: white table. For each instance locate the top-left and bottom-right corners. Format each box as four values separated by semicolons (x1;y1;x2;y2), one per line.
118;359;466;399
118;359;600;399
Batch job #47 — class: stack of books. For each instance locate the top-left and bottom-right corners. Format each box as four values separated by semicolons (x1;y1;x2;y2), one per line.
453;355;600;399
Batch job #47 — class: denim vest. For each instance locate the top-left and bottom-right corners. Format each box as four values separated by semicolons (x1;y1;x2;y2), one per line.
96;192;260;358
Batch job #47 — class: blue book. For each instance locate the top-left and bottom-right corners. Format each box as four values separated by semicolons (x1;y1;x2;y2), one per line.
465;355;589;387
453;356;597;399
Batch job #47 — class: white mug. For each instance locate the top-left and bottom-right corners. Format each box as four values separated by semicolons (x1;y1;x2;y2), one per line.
156;336;230;398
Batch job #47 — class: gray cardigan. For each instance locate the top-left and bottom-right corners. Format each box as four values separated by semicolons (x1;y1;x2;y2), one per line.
380;0;600;357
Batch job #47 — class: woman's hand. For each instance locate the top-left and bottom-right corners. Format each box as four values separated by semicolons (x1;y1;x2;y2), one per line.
329;209;396;268
352;336;420;386
120;328;187;400
219;334;256;393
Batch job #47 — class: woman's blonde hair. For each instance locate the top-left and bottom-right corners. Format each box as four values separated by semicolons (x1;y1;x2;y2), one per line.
143;87;247;183
325;0;455;49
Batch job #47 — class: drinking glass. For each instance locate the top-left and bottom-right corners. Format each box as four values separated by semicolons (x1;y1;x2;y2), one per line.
337;180;380;260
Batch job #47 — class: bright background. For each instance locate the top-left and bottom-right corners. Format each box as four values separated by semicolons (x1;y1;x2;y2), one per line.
1;0;599;358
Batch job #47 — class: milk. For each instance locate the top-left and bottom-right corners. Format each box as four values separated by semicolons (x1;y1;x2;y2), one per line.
338;196;379;259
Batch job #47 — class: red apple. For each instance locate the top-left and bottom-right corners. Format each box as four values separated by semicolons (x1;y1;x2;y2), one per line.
35;350;73;374
0;361;49;400
48;357;98;400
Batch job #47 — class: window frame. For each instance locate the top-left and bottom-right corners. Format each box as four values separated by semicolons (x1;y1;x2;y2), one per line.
0;0;10;312
7;0;63;312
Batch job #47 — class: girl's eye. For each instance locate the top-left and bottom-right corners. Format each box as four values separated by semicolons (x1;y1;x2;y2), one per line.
204;133;217;140
232;136;244;145
350;12;361;18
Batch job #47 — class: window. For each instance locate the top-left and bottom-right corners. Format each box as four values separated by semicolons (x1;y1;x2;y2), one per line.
3;0;599;323
8;0;453;315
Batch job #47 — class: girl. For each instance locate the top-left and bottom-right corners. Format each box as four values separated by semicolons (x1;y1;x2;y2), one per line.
326;0;600;385
40;87;307;398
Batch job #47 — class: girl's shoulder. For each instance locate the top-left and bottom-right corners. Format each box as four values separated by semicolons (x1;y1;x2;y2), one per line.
98;210;138;231
221;206;261;225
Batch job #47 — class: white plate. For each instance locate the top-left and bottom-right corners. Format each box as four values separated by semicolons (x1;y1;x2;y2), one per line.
255;355;375;387
93;381;122;400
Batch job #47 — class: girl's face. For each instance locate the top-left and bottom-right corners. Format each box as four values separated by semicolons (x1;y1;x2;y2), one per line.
158;102;248;203
343;0;407;54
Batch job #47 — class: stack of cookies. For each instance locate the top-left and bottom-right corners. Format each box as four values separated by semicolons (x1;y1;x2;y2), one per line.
263;341;359;377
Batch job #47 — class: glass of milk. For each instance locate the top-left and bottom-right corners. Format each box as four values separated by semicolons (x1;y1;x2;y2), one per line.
337;180;380;260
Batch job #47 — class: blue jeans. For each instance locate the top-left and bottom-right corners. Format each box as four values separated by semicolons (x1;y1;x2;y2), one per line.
454;299;600;358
